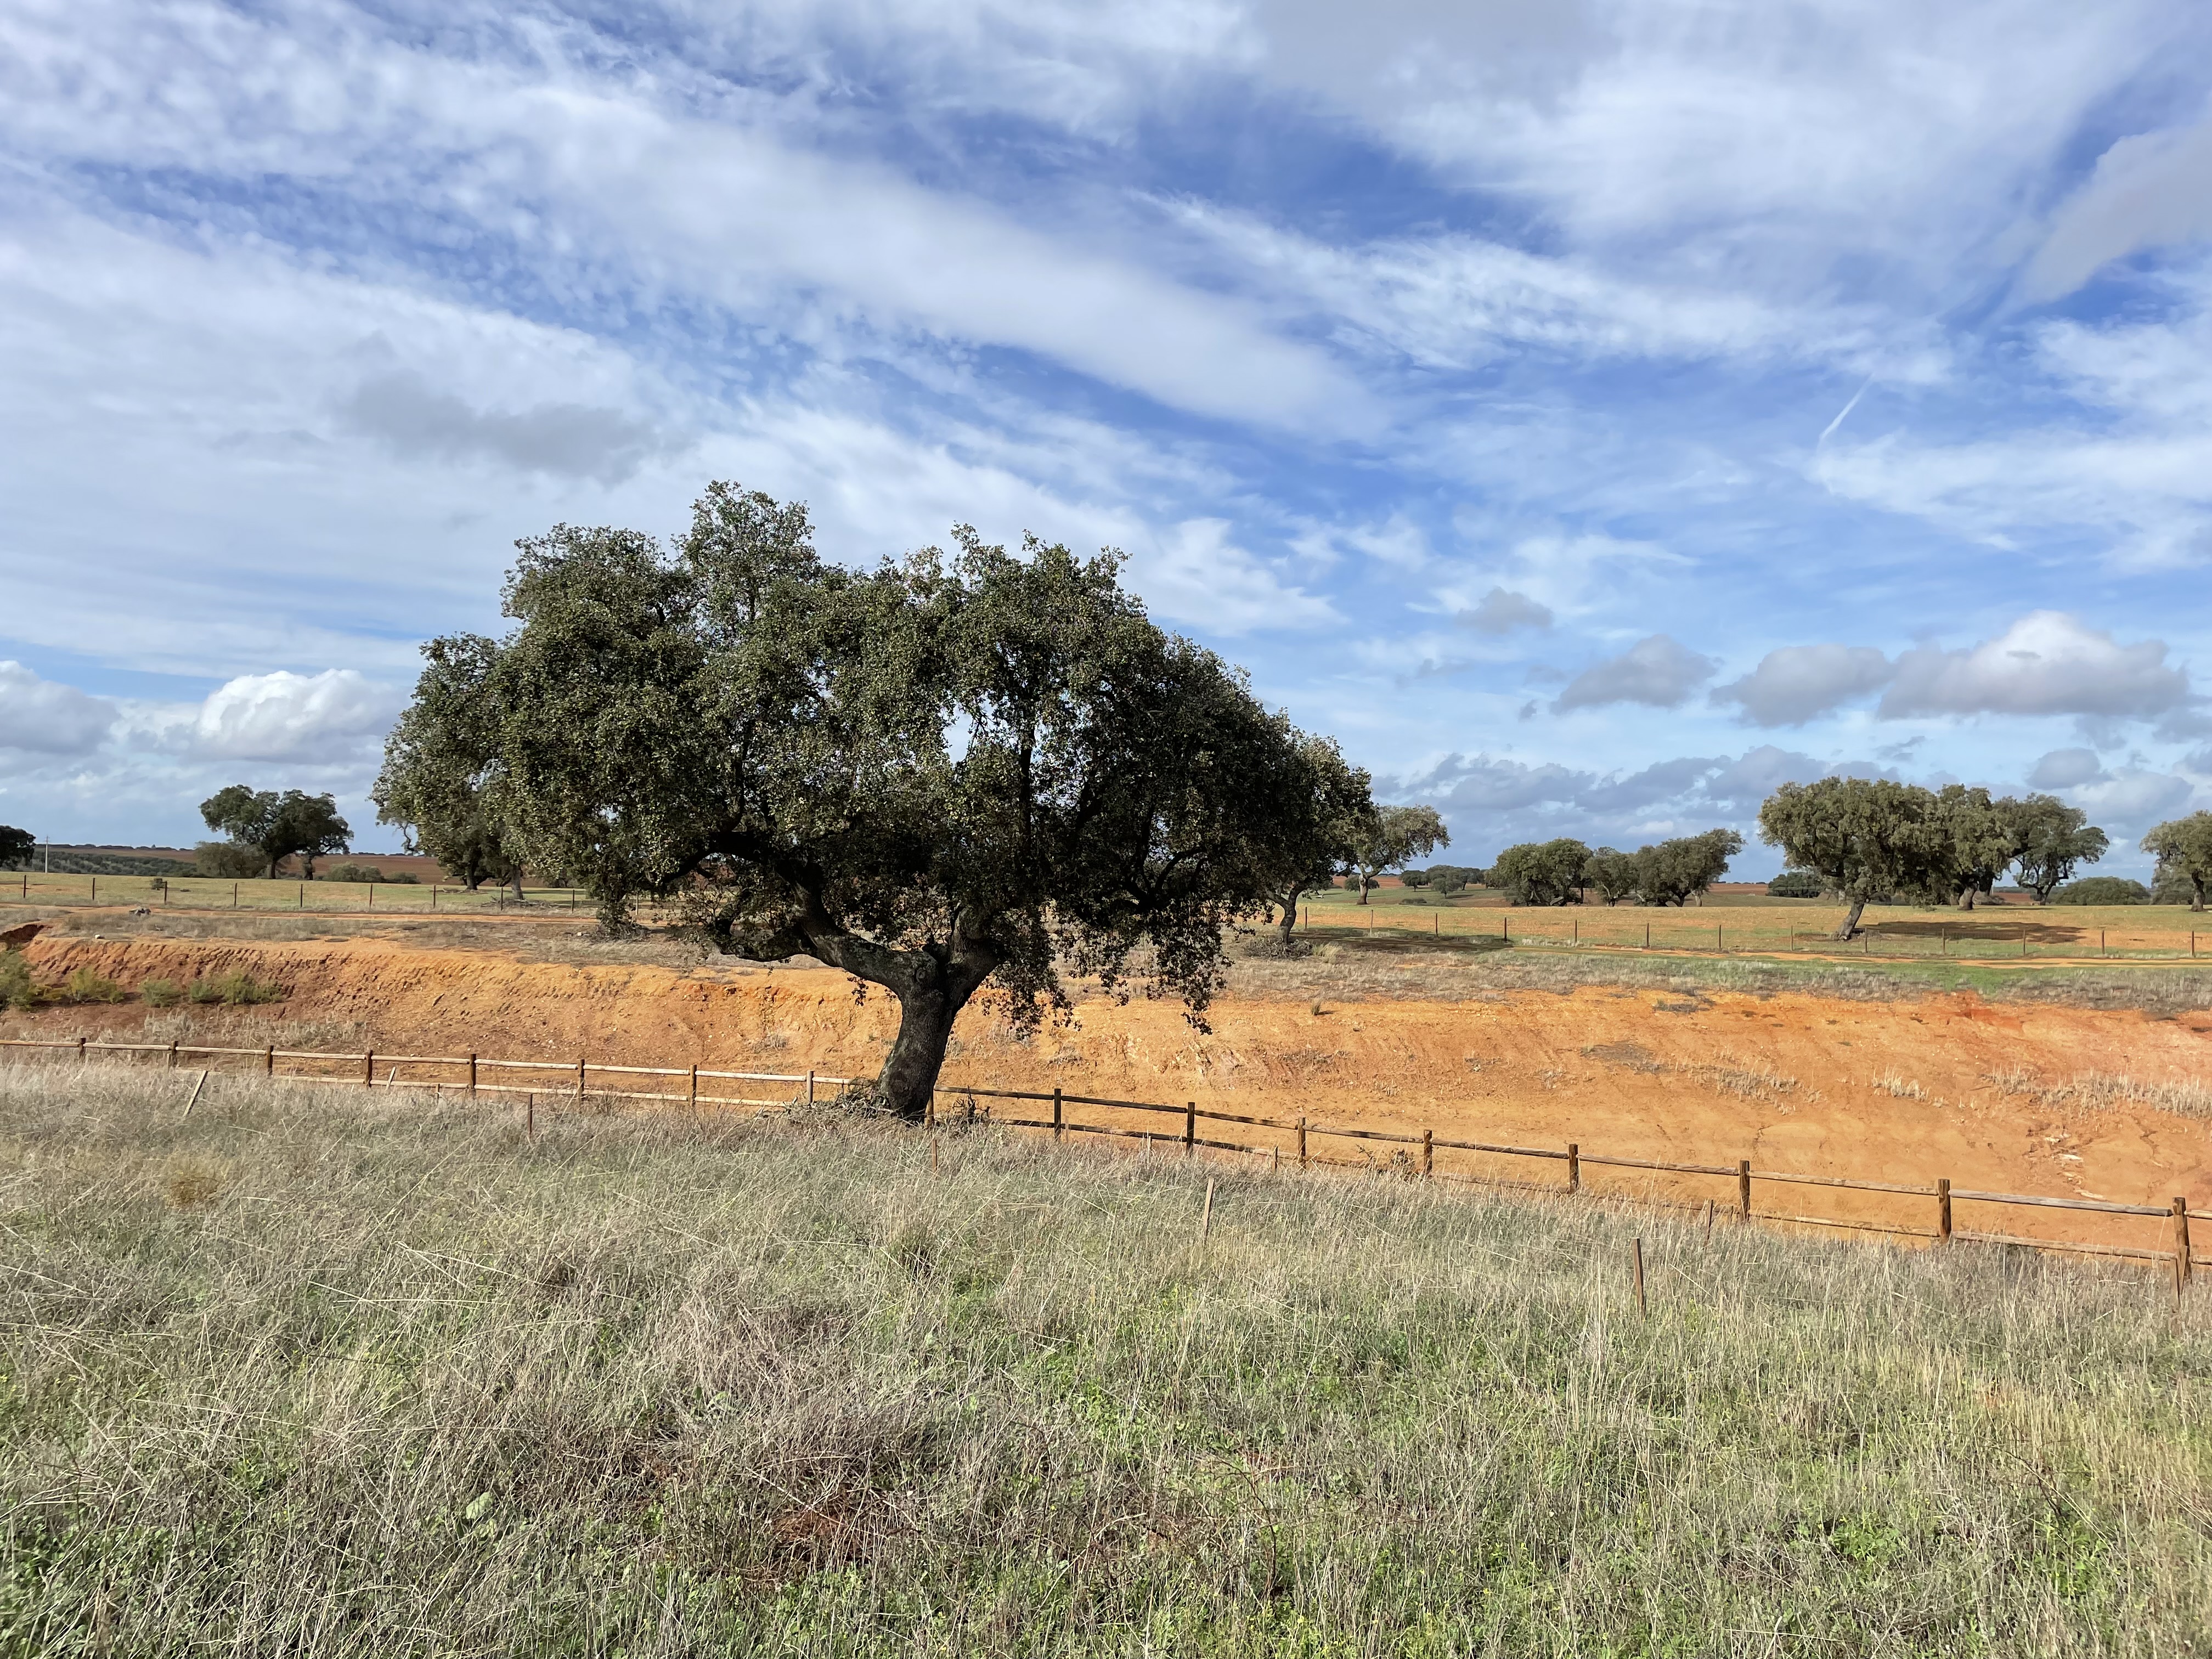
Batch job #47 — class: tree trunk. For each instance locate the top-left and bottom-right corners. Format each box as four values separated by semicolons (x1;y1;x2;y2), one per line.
1833;897;1866;940
2194;875;2205;914
510;869;524;902
877;980;962;1122
1356;876;1370;906
1956;885;1977;910
1276;890;1300;949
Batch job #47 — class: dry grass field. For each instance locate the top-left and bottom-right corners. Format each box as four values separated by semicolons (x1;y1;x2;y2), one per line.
3;1062;2208;1655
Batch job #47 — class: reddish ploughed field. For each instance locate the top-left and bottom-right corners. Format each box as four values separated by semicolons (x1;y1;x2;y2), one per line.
7;932;2208;1256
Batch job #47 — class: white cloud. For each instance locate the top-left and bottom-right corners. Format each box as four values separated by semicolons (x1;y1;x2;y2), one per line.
1878;612;2187;719
0;661;116;755
1712;644;1893;726
1133;519;1338;634
2068;766;2195;827
1458;588;1554;635
191;670;400;763
2028;747;2105;788
1554;634;1715;711
2025;108;2212;299
1704;744;1824;808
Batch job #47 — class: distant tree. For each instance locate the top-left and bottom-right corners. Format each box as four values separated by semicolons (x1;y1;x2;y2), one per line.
1633;828;1744;906
375;635;527;896
199;786;351;879
1426;864;1477;896
193;841;266;879
1491;838;1591;906
1345;804;1449;905
1584;847;1640;905
384;483;1325;1121
1758;777;1933;939
0;825;32;870
1252;730;1375;950
1926;785;2019;910
2143;812;2212;912
1397;867;1431;888
2006;794;2108;903
1767;871;1824;898
2049;876;2149;905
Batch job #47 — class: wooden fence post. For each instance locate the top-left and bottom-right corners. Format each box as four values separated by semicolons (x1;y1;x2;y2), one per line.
576;1055;586;1102
1422;1127;1433;1177
806;1070;816;1107
1567;1143;1580;1195
1052;1086;1064;1142
526;1093;535;1139
689;1064;698;1112
167;1041;178;1069
1737;1159;1752;1220
77;1036;86;1064
263;1045;274;1077
2175;1198;2193;1286
363;1051;374;1087
1937;1178;1953;1244
468;1053;478;1098
1183;1101;1195;1156
1632;1238;1647;1319
1297;1117;1308;1169
1199;1178;1216;1244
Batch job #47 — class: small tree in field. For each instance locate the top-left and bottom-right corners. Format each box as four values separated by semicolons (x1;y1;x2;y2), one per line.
1633;828;1743;906
386;483;1328;1121
2007;794;2108;902
2144;812;2212;912
1344;805;1449;905
200;787;351;879
1758;778;1931;939
1491;838;1590;906
0;825;32;870
375;636;526;896
1252;730;1375;950
1584;848;1639;905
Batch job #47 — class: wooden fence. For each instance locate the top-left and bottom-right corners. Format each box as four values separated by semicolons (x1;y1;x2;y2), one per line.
2;1035;2200;1284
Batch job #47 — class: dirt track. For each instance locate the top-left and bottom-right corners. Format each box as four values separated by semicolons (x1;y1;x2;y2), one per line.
7;932;2209;1247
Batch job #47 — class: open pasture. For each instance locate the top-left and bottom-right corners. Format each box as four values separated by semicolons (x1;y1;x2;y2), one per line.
1300;889;2210;961
3;1063;2208;1655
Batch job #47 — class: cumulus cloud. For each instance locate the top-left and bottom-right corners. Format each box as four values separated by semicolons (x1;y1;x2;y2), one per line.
340;371;681;487
2028;747;2106;788
1457;588;1554;635
2024;109;2212;300
1878;612;2188;719
0;661;117;756
1554;635;1716;712
1704;745;1826;809
1132;519;1338;634
2069;766;2195;826
191;670;400;763
1712;644;1894;726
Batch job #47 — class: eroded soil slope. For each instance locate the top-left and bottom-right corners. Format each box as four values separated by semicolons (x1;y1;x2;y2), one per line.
8;932;2209;1240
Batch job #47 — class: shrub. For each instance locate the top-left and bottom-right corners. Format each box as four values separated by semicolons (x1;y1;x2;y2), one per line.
142;978;184;1008
61;968;129;1005
385;872;420;884
2050;876;2150;905
325;862;382;884
1768;871;1824;898
194;841;266;879
199;970;283;1006
0;955;36;1011
148;876;167;894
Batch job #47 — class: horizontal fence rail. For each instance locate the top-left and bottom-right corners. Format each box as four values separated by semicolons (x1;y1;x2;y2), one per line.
2;1036;2200;1280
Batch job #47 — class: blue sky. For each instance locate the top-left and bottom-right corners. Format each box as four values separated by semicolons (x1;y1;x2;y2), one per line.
3;1;2211;876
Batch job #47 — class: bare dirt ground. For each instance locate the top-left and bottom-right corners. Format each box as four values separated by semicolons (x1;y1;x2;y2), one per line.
5;911;2208;1253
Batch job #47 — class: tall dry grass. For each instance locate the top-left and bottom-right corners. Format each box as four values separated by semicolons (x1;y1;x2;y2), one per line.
2;1060;2208;1655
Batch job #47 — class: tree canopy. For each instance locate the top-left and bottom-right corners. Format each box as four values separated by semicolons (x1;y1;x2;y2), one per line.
380;483;1340;1120
375;636;526;893
199;787;351;879
2010;794;2109;902
1757;778;1932;939
1490;838;1591;906
2144;812;2212;912
1344;804;1448;905
0;826;31;870
1251;732;1374;946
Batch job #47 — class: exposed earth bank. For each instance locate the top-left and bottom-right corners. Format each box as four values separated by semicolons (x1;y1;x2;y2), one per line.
7;932;2209;1245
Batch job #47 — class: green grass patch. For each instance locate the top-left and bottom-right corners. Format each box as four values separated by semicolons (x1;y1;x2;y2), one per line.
3;1064;2208;1653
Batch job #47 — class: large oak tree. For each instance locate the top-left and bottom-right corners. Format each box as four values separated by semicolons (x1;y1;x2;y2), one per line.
380;484;1334;1120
